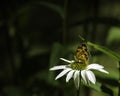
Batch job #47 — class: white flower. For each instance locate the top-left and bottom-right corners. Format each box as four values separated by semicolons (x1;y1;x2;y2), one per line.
49;58;109;89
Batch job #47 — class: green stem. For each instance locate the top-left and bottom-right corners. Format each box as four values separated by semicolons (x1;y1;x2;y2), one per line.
76;87;80;96
118;61;120;96
62;0;68;44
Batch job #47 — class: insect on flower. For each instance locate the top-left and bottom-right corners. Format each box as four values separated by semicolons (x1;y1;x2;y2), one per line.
49;43;109;89
74;43;89;63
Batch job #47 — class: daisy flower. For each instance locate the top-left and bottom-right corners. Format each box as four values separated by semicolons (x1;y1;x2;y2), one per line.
49;58;109;89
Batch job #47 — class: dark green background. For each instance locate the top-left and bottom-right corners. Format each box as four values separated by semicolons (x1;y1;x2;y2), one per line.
0;0;120;96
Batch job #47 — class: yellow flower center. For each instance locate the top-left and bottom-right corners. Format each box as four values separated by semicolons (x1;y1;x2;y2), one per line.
71;61;88;70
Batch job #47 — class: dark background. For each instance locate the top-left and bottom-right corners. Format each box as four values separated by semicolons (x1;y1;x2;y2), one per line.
0;0;120;96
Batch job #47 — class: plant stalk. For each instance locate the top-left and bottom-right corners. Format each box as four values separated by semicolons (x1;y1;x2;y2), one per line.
118;61;120;96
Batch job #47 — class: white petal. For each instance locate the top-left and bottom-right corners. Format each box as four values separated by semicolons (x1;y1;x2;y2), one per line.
97;69;109;74
86;70;96;84
55;68;71;80
60;58;74;63
66;70;75;82
81;70;87;84
74;71;80;89
74;71;79;80
49;65;66;70
87;64;104;70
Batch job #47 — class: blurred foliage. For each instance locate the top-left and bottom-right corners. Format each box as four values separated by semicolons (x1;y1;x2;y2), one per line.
0;0;120;96
107;27;120;45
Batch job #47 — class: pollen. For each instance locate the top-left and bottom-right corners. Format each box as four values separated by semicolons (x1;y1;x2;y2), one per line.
71;61;88;70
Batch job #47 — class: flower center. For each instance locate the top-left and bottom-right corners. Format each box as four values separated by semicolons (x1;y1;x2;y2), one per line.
71;61;88;70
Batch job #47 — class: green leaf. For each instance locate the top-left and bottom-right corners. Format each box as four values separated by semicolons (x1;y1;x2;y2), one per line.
87;42;120;61
101;84;114;96
86;82;114;96
107;27;120;45
39;2;64;19
88;82;102;92
95;69;118;81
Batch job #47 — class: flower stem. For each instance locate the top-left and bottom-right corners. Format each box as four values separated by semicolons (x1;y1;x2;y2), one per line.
118;61;120;96
76;87;80;96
